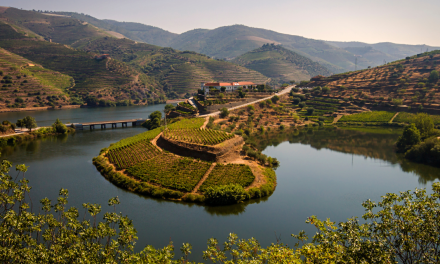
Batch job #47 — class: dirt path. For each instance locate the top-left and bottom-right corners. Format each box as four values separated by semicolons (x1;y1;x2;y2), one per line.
199;86;293;117
201;117;209;128
191;163;216;193
389;112;400;123
332;114;343;124
150;132;164;151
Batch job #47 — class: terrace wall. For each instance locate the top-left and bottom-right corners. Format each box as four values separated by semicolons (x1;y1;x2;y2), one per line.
156;135;244;161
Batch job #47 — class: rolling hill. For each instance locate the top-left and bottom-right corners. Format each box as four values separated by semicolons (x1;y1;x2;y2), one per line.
0;47;74;109
76;37;268;97
232;44;332;84
49;11;440;74
0;7;268;106
305;50;440;110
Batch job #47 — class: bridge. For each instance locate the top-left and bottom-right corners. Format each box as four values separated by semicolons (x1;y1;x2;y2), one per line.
66;119;147;130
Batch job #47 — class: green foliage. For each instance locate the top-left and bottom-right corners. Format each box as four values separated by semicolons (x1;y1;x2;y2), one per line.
51;118;67;134
396;124;421;152
22;116;37;131
200;164;255;192
339;111;395;123
414;113;435;139
271;95;280;104
428;70;439;83
219;107;229;118
163;128;234;146
166;118;205;129
164;103;176;113
204;184;248;205
126;153;211;192
405;138;440;166
0;160;142;263
109;128;162;150
394;112;440;125
143;111;162;130
107;140;161;169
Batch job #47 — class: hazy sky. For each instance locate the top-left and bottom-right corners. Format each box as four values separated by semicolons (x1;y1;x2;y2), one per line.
3;0;440;46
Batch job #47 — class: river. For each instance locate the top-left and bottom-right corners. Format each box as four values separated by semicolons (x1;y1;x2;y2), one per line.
0;105;439;262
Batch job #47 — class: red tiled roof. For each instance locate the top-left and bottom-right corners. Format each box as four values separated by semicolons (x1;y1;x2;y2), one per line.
203;82;255;87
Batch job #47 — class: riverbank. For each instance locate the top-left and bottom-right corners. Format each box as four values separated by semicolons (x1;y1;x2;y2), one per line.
93;119;277;204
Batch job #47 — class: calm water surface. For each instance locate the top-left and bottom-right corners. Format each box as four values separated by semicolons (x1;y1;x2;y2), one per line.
1;106;439;262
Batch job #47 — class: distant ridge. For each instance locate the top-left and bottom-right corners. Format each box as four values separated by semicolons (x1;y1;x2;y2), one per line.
232;44;332;84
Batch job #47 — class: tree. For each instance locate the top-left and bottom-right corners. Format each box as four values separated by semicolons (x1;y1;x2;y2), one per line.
164;104;175;113
16;119;24;130
428;70;439;83
220;86;226;92
322;86;330;94
220;107;229;118
298;102;306;108
142;111;162;130
396;123;421;152
52;118;67;134
290;80;296;84
271;95;280;104
23;116;37;131
238;90;246;98
306;107;314;115
414;113;434;139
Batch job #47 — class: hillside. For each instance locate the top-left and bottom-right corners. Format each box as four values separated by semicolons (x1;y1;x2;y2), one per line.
55;11;440;74
306;50;440;110
0;7;112;45
76;37;269;97
0;47;73;108
232;44;332;85
0;15;164;106
52;12;178;47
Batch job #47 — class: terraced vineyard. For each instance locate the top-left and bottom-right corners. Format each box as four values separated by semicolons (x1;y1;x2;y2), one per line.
107;140;161;169
126;153;212;192
164;128;234;145
109;128;162;150
167;118;205;129
339;111;396;123
199;164;255;192
393;112;440;125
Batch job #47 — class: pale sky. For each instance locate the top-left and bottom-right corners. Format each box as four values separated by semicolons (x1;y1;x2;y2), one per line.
2;0;440;46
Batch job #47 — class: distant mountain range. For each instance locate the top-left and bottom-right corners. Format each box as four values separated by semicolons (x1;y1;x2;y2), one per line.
0;6;438;110
53;12;440;73
0;7;269;109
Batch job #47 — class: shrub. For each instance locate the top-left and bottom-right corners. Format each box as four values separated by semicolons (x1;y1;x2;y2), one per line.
219;107;229;118
271;95;280;104
306;107;315;115
396;124;421;153
52;118;68;134
204;184;248;205
298;102;306;108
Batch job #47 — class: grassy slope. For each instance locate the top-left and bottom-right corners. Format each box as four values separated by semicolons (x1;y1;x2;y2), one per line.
0;8;111;45
77;37;268;96
0;17;163;104
307;50;440;107
0;47;73;108
232;44;332;84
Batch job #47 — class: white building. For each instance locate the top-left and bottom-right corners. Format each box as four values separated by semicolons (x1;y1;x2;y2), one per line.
201;82;256;96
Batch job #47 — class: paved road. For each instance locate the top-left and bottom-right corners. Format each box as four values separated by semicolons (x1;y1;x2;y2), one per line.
199;86;293;117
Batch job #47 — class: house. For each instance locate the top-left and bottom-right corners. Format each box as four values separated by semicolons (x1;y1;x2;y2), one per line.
201;82;256;96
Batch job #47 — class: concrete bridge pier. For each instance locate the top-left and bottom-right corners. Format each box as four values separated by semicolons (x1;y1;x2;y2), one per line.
122;122;127;128
90;125;95;130
101;124;106;129
112;123;117;128
132;121;137;126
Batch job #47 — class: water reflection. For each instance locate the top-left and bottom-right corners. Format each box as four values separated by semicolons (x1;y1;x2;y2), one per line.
249;126;440;184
